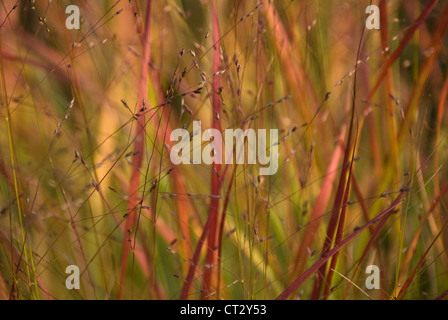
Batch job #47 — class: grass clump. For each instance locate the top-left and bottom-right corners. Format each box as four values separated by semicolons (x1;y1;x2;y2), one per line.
0;0;447;300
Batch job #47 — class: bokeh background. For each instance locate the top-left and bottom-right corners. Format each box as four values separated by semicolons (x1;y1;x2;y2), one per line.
0;0;447;300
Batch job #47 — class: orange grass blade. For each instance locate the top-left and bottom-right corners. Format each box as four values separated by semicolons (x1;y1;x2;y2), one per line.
397;1;448;141
202;0;223;299
216;168;236;299
367;0;438;102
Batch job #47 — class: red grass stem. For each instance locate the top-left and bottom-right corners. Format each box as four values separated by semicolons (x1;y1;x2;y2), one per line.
118;1;152;300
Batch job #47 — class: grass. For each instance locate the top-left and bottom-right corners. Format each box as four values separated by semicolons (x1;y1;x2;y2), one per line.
0;0;447;300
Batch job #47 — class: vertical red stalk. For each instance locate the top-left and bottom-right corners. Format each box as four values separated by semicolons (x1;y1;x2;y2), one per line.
216;168;236;299
310;114;356;299
118;1;152;300
201;0;222;299
291;127;345;280
311;17;364;299
321;166;353;298
366;0;437;102
310;139;352;299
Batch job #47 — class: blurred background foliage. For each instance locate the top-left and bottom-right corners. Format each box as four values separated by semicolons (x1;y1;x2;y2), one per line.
0;0;447;300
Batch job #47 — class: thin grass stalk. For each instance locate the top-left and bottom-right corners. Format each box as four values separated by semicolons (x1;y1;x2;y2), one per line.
346;176;388;299
263;1;317;122
118;1;152;299
397;180;448;293
367;0;437;103
397;218;448;299
348;1;441;255
379;0;399;177
292;126;345;280
201;0;223;300
322;164;353;299
132;0;194;273
0;41;39;300
396;1;448;142
277;191;405;300
351;0;439;180
392;4;448;294
158;114;195;271
216;168;236;299
435;290;448;300
433;76;448;201
342;205;393;299
310;138;352;299
311;24;364;298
